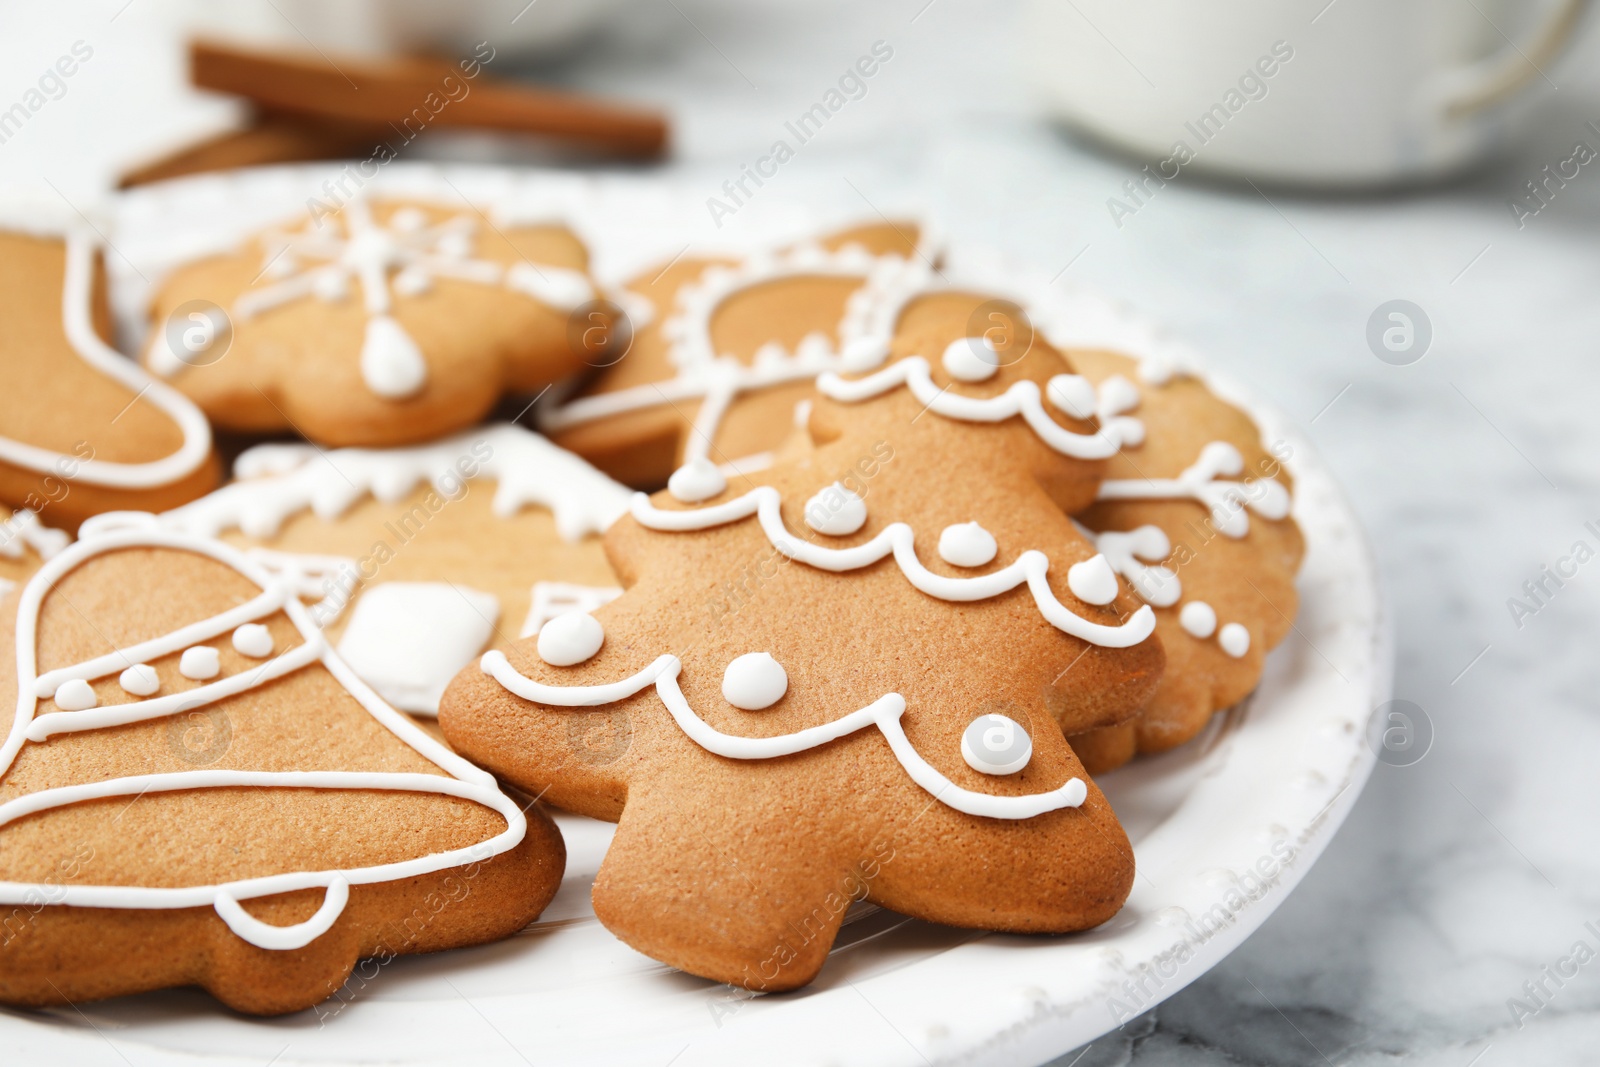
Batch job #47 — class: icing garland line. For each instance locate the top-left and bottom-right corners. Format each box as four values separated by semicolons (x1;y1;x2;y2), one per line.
628;486;1155;648
160;423;632;543
1095;441;1291;538
0;232;213;490
816;357;1121;461
0;528;528;951
480;651;1088;820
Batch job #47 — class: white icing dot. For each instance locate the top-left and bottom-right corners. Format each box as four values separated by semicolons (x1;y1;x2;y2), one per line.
393;267;433;296
793;398;813;429
180;646;221;680
1219;623;1251;658
360;315;428;399
942;336;1000;382
1067;554;1119;606
668;458;727;503
390;207;427;232
1046;375;1097;420
118;664;160;696
312;268;348;301
722;652;788;711
938;522;997;568
803;483;867;536
53;678;97;712
538;612;605;667
1179;601;1217;639
840;336;890;373
232;623;275;659
437;231;474;259
961;713;1032;776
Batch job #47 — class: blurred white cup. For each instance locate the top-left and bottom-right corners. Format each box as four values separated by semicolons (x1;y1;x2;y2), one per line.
1026;0;1594;186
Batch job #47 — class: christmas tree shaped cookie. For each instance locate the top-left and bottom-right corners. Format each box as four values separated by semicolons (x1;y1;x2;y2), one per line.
0;523;563;1013
541;221;933;486
1063;348;1304;772
142;196;601;448
0;211;218;530
441;284;1164;990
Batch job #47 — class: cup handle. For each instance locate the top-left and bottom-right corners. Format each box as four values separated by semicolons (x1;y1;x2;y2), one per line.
1442;0;1593;116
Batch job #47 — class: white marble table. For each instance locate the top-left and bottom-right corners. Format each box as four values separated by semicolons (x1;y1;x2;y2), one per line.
4;0;1599;1063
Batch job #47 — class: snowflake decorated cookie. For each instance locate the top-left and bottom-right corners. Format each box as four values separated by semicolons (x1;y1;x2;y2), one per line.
539;220;935;487
0;204;219;530
141;197;603;448
0;523;563;1014
1059;347;1305;773
441;282;1164;991
152;422;630;717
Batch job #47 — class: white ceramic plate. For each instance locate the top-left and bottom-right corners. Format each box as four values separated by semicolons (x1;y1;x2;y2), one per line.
2;166;1388;1066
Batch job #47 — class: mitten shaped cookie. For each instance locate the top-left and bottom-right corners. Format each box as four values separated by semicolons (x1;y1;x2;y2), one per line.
0;525;563;1014
156;423;630;716
142;197;600;448
1063;349;1304;773
441;284;1163;991
540;221;933;487
0;217;218;529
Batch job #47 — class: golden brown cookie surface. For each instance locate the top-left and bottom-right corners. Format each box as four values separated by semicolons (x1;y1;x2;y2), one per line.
542;222;931;488
1065;349;1304;771
442;286;1162;992
0;228;219;530
159;423;630;717
142;197;599;448
0;528;563;1014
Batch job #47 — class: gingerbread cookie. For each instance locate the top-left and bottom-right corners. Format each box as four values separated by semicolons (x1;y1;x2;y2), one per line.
1059;348;1304;773
142;196;602;448
0;523;564;1014
441;281;1163;991
153;422;630;716
539;221;934;488
0;211;219;530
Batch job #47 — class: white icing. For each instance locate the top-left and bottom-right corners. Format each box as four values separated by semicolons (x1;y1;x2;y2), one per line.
358;315;428;399
481;651;1087;820
721;652;787;710
1066;554;1119;606
0;232;212;490
1219;622;1251;658
0;529;527;950
180;646;220;680
1086;525;1181;608
818;358;1118;461
162;423;631;544
667;457;727;503
1095;374;1145;448
538;611;605;667
232;623;274;658
52;678;97;712
186;196;593;401
961;714;1033;776
803;483;867;536
1179;601;1218;639
1096;441;1292;538
520;582;622;639
630;487;1155;649
537;243;917;468
938;522;997;568
941;336;1000;383
0;511;70;562
118;663;160;696
335;582;500;716
1045;375;1097;420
